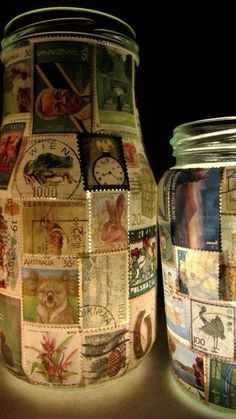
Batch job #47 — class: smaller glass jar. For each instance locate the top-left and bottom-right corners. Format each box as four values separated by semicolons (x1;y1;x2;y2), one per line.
158;117;236;412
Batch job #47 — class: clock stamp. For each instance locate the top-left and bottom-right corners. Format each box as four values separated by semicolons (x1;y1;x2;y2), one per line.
78;134;129;190
23;199;88;256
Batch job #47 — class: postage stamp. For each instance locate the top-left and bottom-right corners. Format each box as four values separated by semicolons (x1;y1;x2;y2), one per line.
23;200;88;256
191;299;234;359
0;198;21;293
158;169;176;222
177;248;219;299
129;287;156;367
208;358;236;408
170;168;220;251
78;134;129;191
165;290;190;341
168;331;205;396
23;324;81;385
90;191;128;253
95;44;136;132
81;327;129;385
80;251;127;329
22;265;78;325
0;121;26;191
129;226;157;298
2;43;32;117
162;262;179;293
15;136;82;200
221;166;236;214
0;294;23;375
32;40;92;134
159;223;174;265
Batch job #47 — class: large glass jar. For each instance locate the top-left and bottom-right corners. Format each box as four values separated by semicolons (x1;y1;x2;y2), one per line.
0;7;157;387
158;117;236;412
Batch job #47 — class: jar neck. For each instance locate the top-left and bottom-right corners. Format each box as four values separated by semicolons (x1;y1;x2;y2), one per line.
171;117;236;165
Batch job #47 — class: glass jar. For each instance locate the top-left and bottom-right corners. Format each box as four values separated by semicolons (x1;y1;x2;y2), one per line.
158;117;236;412
0;7;157;387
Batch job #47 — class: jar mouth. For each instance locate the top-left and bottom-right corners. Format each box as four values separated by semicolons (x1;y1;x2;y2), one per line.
2;7;138;56
170;116;236;163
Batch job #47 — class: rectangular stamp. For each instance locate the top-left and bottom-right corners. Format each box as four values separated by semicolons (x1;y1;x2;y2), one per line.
2;43;32;116
32;40;92;134
170;168;220;251
78;134;129;191
0;121;26;190
158;169;176;222
162;262;179;293
23;324;81;385
168;330;205;396
208;358;236;409
221;166;236;214
14;136;84;200
90;191;128;253
159;223;174;265
165;290;190;341
191;299;235;359
0;198;21;294
80;251;128;329
0;294;22;374
176;248;219;300
129;287;156;367
81;327;129;385
129;226;157;298
23;200;88;256
95;44;136;133
22;265;78;325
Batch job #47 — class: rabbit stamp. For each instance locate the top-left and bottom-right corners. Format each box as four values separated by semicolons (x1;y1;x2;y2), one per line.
100;193;128;246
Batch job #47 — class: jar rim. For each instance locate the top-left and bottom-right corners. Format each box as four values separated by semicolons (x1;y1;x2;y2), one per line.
173;116;236;137
2;7;138;56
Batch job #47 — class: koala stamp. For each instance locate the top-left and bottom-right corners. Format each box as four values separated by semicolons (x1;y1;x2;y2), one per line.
23;269;77;324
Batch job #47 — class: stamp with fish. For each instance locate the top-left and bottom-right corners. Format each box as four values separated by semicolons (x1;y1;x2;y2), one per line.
80;251;128;329
15;136;82;200
90;191;128;252
23;200;88;256
23;324;81;385
191;299;235;359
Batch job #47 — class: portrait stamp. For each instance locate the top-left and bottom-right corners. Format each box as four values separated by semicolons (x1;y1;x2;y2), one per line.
159;223;174;265
165;290;190;341
2;43;32;117
208;358;236;408
32;40;92;134
80;251;127;328
0;198;21;293
177;248;219;299
191;299;234;359
95;44;136;132
0;294;23;375
221;166;236;214
170;168;220;251
78;134;129;190
81;327;129;384
23;200;88;256
0;121;25;191
15;136;82;200
129;226;157;298
22;266;78;325
23;324;81;385
129;287;156;367
90;191;128;253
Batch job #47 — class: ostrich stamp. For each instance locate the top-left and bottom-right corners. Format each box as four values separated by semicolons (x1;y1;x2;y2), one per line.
191;299;235;359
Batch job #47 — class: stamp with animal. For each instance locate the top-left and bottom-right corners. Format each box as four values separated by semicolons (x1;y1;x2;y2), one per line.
23;200;88;256
191;299;235;359
23;266;78;324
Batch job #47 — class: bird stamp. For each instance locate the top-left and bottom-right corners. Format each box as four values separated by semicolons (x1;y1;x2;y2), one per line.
23;199;88;256
191;299;235;359
15;136;82;200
